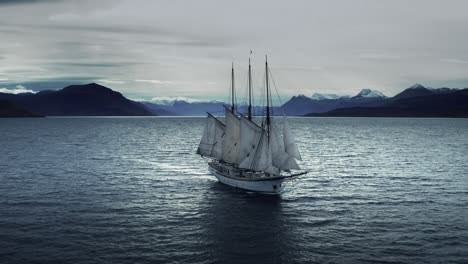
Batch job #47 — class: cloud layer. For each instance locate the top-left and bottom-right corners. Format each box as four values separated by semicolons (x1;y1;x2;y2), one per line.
1;0;468;100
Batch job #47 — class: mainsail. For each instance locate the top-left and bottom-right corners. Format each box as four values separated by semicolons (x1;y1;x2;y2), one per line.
238;115;263;163
239;129;272;171
197;114;225;160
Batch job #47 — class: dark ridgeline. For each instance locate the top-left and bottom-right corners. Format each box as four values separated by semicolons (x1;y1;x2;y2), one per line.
0;100;43;118
306;85;468;118
390;83;434;101
0;83;153;117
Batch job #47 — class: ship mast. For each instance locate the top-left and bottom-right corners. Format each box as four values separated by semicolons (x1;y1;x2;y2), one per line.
265;55;270;141
248;57;252;120
231;62;235;112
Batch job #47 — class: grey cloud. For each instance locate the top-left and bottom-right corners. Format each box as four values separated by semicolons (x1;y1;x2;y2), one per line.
5;22;229;49
143;39;230;48
1;77;103;91
0;0;58;6
6;23;170;36
440;58;468;64
51;62;126;68
1;0;467;98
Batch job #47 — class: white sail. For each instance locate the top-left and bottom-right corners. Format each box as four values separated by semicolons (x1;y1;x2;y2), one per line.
239;115;263;164
270;125;300;170
283;118;302;161
197;116;215;156
239;130;272;171
222;108;241;164
195;59;309;194
197;114;225;159
211;116;225;159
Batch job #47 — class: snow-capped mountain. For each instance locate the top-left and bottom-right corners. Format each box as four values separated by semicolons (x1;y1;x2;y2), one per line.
282;89;388;115
148;96;222;106
392;84;432;101
308;88;468;117
408;83;425;90
353;89;387;98
310;93;343;100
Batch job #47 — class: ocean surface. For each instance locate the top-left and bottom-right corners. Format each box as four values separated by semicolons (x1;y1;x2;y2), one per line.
1;117;467;264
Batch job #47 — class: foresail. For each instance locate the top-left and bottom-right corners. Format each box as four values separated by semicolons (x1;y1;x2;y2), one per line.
270;126;300;170
283;118;302;161
197;116;214;156
222;108;240;164
197;114;225;159
211;115;225;160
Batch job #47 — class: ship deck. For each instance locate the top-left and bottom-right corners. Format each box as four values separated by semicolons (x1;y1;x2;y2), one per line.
208;160;306;182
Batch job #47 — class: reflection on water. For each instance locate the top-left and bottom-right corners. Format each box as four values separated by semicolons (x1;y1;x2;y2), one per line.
0;117;467;263
200;182;286;263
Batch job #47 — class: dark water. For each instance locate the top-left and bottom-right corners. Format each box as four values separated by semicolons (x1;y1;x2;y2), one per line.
1;117;467;264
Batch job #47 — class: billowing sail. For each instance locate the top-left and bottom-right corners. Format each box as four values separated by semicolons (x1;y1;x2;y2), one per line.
239;115;263;164
270;125;300;170
222;108;240;164
239;130;272;171
283;118;302;161
197;114;225;159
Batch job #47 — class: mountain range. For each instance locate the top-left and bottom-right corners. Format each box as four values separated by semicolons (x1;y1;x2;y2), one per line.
140;88;390;116
0;83;152;117
278;88;389;116
1;82;467;117
146;83;467;117
306;84;468;117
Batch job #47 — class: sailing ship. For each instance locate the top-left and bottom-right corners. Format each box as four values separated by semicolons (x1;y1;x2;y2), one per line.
197;56;307;194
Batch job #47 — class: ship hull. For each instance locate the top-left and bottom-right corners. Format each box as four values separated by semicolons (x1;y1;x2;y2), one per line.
208;162;286;194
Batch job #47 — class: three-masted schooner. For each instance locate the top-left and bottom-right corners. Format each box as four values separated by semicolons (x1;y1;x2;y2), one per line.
197;56;306;194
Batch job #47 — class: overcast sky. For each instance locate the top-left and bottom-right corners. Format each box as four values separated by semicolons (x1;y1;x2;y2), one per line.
0;0;467;101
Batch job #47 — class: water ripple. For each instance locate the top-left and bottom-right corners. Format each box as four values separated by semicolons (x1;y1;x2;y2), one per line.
0;117;467;263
